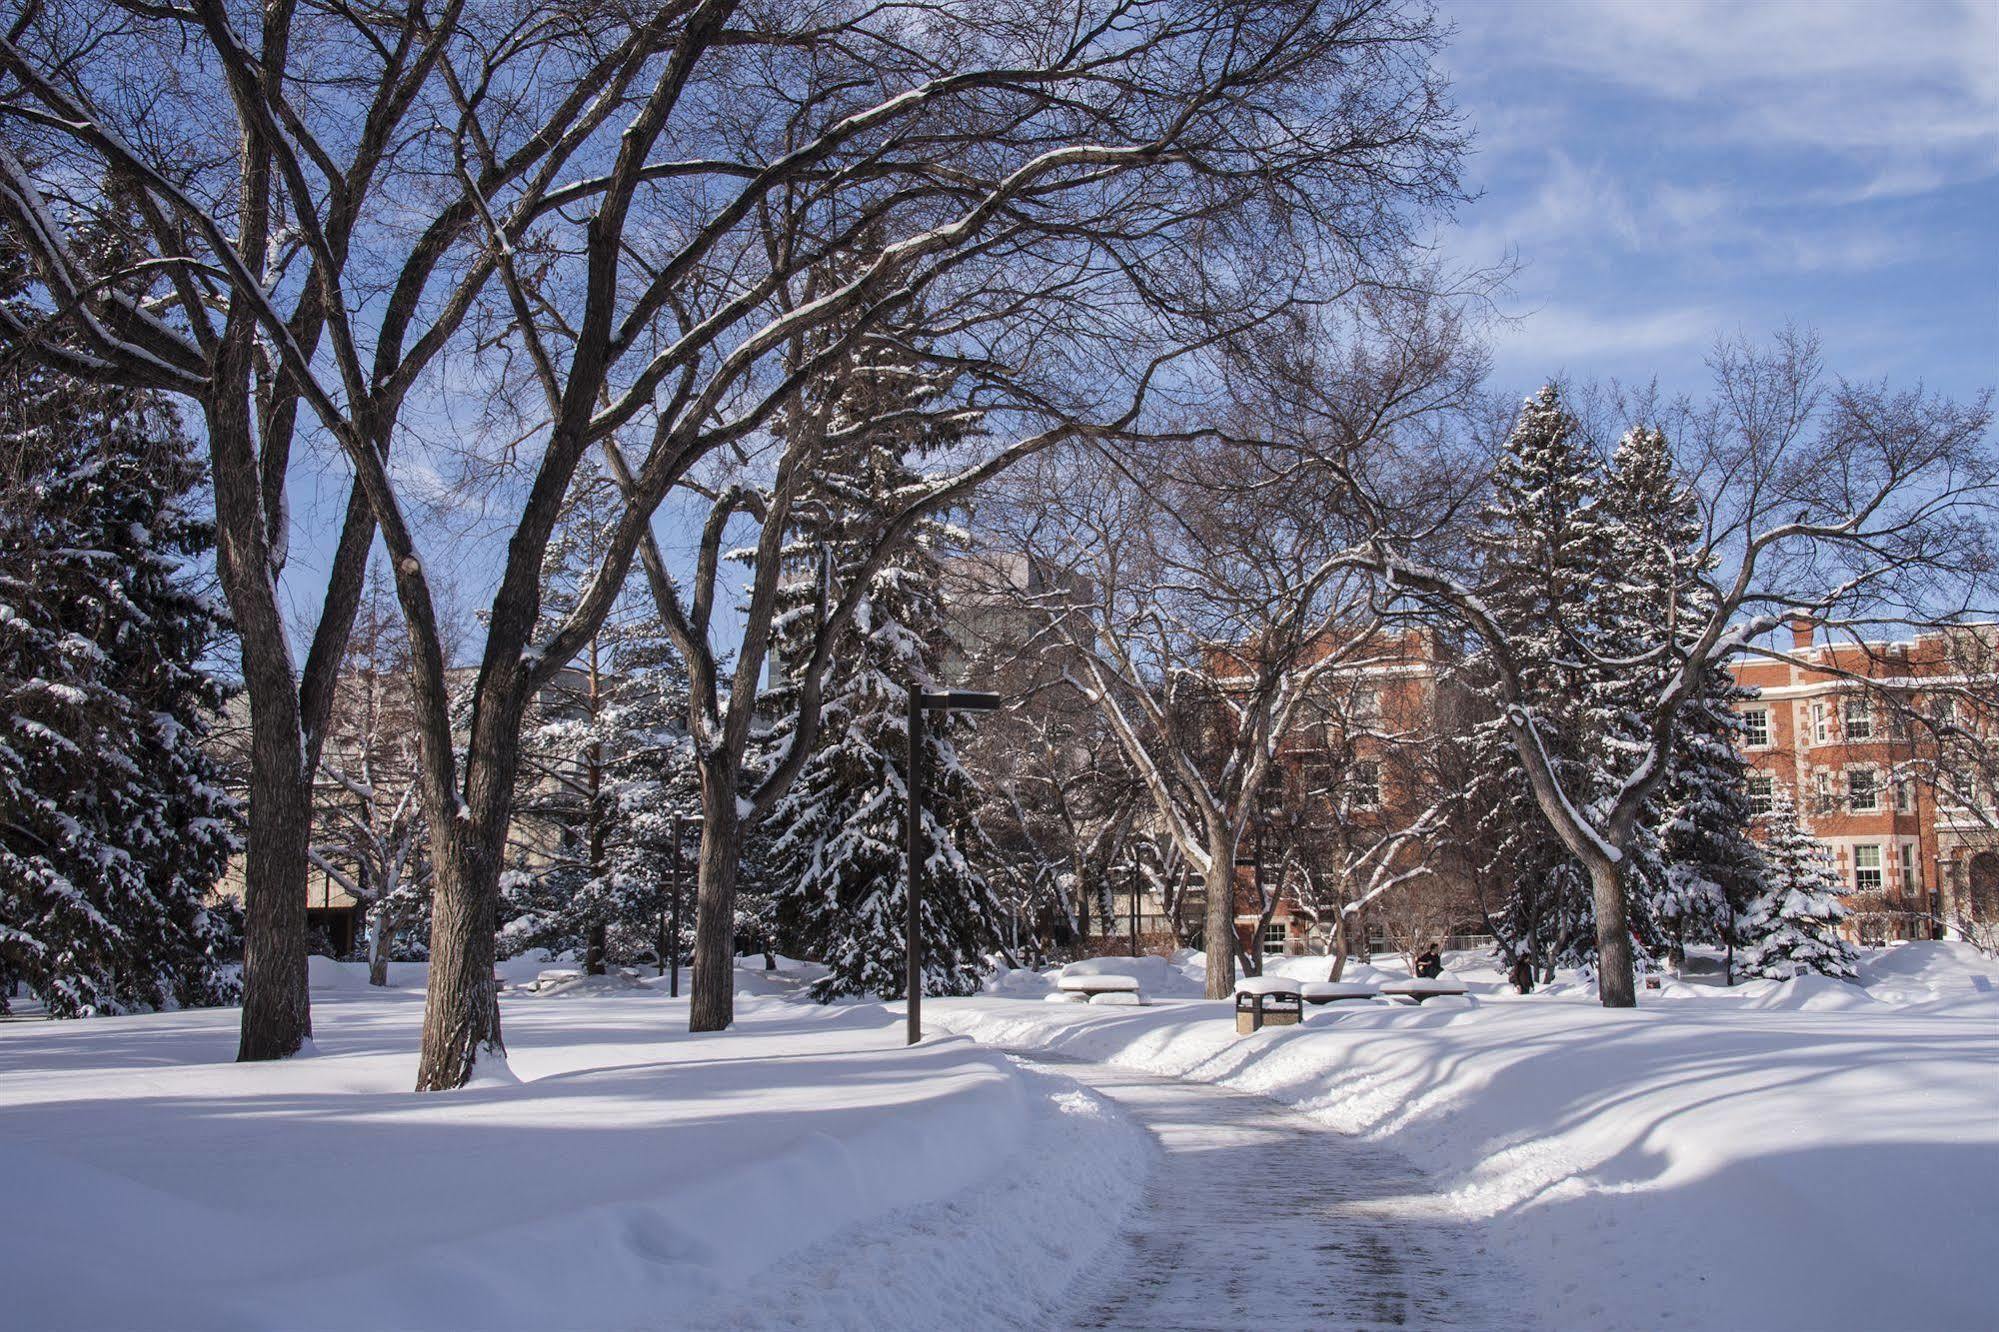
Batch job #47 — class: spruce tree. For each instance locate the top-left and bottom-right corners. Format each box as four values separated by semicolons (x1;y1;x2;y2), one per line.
763;334;1001;1001
1737;790;1857;980
1599;425;1769;967
1464;386;1619;975
0;263;240;1015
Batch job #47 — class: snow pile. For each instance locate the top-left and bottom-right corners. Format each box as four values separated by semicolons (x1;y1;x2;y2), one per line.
980;965;1053;997
931;944;1999;1332
1;987;1146;1330
1855;940;1998;1006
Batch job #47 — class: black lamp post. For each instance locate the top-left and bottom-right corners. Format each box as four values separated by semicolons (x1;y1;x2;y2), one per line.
907;686;1002;1045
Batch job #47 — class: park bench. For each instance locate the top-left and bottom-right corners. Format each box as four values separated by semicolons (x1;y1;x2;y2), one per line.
1378;978;1469;1004
1233;975;1303;1033
1299;981;1380;1004
1052;973;1145;1006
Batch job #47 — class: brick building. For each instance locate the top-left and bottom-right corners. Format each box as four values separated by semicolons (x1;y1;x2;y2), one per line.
1729;621;1999;942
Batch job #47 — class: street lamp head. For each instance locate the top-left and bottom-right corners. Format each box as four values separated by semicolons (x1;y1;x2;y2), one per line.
918;688;1003;713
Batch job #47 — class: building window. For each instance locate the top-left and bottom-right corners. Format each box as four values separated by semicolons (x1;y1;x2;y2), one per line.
1848;768;1879;812
1853;844;1882;894
1810;702;1830;745
1742;707;1770;748
1896;776;1917;814
1812;771;1835;813
1932;695;1956;730
1844;697;1872;741
1350;685;1380;727
1900;843;1921;896
1350;760;1381;810
1263;922;1289;953
1943;770;1974;809
1747;773;1775;816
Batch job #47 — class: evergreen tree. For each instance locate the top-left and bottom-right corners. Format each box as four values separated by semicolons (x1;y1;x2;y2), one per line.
1601;425;1769;966
1737;790;1857;980
0;259;240;1015
1464;386;1619;974
763;333;1001;1000
502;457;698;969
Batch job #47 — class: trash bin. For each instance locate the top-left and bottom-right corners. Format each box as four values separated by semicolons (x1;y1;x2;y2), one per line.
1234;979;1303;1034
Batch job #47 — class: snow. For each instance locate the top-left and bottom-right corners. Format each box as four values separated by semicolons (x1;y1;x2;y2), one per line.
1232;974;1302;995
931;942;1999;1332
1055;972;1140;992
0;961;1147;1331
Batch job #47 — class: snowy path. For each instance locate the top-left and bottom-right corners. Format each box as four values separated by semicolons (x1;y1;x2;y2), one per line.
1017;1053;1524;1332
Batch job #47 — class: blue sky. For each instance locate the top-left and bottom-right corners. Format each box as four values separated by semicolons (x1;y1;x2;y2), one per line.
269;2;1999;659
1435;0;1998;402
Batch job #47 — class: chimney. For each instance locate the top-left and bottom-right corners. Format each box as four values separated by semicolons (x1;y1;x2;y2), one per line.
1790;617;1814;652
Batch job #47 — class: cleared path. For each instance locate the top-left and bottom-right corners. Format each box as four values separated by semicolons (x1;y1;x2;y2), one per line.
1016;1053;1524;1332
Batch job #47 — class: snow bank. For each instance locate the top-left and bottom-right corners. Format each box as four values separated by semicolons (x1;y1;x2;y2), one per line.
0;988;1146;1330
930;947;1999;1332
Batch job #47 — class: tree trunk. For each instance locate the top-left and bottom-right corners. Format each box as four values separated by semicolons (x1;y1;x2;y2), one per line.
415;818;504;1090
368;901;395;987
586;922;607;977
1327;913;1351;982
236;725;314;1060
689;758;740;1032
1587;856;1637;1007
1202;829;1237;999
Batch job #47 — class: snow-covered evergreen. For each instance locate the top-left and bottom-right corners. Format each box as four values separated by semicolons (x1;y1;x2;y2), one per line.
0;265;240;1015
763;336;1001;1000
1601;424;1769;962
1737;790;1858;980
1464;386;1619;972
503;459;697;968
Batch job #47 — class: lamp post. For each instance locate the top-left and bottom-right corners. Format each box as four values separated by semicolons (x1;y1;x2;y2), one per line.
907;686;1002;1045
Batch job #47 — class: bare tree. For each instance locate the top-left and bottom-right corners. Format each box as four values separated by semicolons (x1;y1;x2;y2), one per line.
1282;330;1999;1006
4;1;1470;1075
310;564;432;988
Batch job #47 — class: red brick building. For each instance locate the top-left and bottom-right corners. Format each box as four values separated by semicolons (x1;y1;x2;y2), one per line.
1728;621;1999;941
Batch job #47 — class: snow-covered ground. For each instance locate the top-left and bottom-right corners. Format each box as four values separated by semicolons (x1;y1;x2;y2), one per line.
7;944;1994;1331
937;942;1999;1332
0;958;1145;1331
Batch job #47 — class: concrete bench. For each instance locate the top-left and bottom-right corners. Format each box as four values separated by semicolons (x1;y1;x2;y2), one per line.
1379;979;1469;1004
1300;981;1380;1004
1233;975;1303;1033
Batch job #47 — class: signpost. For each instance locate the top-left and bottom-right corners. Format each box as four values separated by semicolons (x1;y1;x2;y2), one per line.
906;687;1002;1045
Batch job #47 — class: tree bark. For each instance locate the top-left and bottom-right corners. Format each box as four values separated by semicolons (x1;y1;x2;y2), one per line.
1202;828;1238;999
236;718;314;1058
1327;913;1351;982
1587;857;1637;1008
689;758;740;1032
415;815;504;1089
368;901;395;987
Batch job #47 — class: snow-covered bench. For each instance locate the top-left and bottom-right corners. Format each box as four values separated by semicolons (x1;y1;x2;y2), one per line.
1379;978;1469;1004
1299;981;1380;1004
1050;973;1145;1006
1234;975;1303;1033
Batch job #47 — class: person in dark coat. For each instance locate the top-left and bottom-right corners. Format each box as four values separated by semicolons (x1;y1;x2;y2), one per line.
1509;955;1536;994
1414;946;1443;979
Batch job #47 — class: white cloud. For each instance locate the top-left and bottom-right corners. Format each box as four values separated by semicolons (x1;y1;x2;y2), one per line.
1491;303;1724;372
1448;0;1999;185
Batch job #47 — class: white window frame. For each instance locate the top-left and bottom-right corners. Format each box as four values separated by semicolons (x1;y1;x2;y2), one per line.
1741;707;1770;748
1747;773;1775;817
1813;771;1835;813
1844;697;1873;741
1847;767;1879;813
1350;759;1381;810
1810;701;1831;745
1853;844;1883;894
1896;776;1917;814
1262;921;1289;953
1900;842;1921;895
1349;684;1381;727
